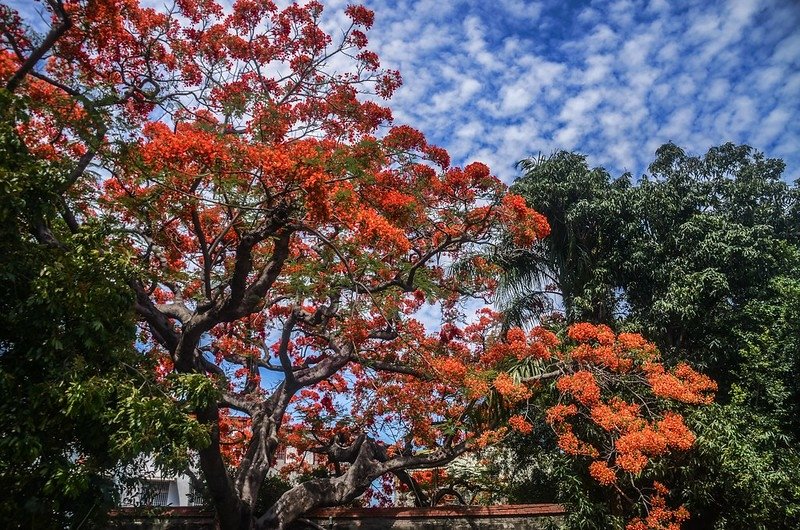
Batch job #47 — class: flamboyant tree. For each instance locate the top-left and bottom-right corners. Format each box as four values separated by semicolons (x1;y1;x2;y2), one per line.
1;2;714;529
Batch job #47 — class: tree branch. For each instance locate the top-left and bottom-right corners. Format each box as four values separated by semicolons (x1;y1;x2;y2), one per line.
349;355;431;380
520;369;562;383
6;0;71;93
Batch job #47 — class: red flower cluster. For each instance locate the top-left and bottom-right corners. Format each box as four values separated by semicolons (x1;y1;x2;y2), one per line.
645;363;717;404
498;194;551;246
555;426;599;457
590;398;643;432
556;370;601;406
626;483;690;530
589;460;617;485
410;468;447;487
508;414;534;434
482;326;558;364
543;326;714;529
545;403;578;424
493;372;532;404
568;322;615;344
614;413;694;474
431;357;468;383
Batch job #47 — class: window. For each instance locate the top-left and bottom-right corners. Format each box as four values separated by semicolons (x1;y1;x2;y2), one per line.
189;484;205;506
144;480;171;506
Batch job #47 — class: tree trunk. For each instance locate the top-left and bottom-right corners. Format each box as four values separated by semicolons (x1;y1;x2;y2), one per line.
196;404;253;530
255;439;385;529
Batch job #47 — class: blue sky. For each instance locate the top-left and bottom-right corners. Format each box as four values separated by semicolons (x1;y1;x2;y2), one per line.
10;0;800;182
328;0;800;183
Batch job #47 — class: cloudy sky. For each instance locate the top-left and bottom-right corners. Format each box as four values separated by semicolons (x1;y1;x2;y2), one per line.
10;0;800;182
323;0;799;183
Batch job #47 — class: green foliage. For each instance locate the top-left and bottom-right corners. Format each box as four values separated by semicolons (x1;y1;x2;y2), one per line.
253;475;293;515
673;275;800;529
0;91;208;528
168;373;223;411
512;152;632;323
502;143;800;529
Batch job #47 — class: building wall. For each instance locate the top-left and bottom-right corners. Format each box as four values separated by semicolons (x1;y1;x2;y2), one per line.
109;504;566;530
109;507;217;530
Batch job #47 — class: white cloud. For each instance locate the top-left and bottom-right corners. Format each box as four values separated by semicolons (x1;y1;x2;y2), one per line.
704;78;731;103
754;107;791;147
500;84;535;115
582;54;613;84
582;24;619;53
499;0;543;21
772;32;800;63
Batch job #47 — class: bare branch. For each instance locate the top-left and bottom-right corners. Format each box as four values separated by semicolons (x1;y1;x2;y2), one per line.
155;302;193;323
520;369;562;383
276;313;298;386
350;355;431;380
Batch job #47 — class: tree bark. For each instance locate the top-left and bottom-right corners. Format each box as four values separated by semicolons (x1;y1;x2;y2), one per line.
255;440;384;530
